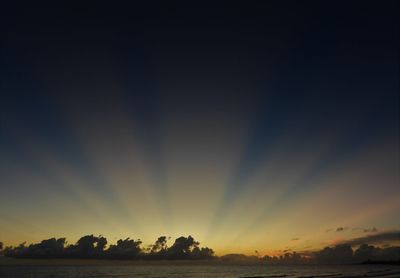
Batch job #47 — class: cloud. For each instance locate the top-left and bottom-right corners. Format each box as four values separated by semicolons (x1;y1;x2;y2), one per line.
352;227;378;233
363;227;378;233
328;227;350;232
340;230;400;246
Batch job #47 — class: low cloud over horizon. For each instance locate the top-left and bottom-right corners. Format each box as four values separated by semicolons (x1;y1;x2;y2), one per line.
339;230;400;247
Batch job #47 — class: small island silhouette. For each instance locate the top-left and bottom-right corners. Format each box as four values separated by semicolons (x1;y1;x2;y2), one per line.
1;233;399;264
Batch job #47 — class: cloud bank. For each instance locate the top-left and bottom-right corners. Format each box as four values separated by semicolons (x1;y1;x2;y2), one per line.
341;231;400;246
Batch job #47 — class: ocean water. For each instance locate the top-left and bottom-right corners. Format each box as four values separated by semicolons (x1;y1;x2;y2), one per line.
0;264;399;278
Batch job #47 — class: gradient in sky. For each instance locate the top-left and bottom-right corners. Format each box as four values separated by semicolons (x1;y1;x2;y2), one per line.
0;2;399;255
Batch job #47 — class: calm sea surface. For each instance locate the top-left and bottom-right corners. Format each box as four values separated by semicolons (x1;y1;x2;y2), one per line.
0;264;399;278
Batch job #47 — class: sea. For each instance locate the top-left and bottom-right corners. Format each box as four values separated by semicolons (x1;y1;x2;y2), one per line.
0;264;399;278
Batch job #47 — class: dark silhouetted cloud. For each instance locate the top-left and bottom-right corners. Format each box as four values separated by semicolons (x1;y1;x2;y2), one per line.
341;230;400;246
364;227;378;233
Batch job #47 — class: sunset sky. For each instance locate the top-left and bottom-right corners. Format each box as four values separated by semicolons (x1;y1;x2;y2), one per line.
0;2;399;256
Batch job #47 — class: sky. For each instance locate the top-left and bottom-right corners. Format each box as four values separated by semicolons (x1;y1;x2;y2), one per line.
0;2;399;256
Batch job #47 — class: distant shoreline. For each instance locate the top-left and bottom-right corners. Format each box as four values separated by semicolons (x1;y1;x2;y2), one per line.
1;256;400;267
361;260;400;266
0;257;252;266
